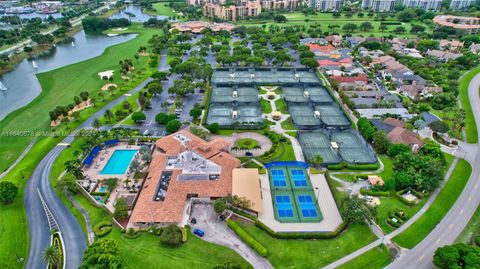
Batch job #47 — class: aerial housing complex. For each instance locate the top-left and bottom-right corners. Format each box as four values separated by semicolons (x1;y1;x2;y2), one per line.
188;0;297;21
433;15;480;34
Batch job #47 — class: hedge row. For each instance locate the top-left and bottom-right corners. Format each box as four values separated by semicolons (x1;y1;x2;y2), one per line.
359;188;390;197
327;162;380;171
253;218;347;239
93;220;113;237
227;220;268;257
394;191;417;206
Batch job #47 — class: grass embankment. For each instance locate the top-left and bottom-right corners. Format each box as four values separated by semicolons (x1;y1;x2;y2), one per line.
99;91;141;125
260;98;272;113
456;205;480;244
336;244;392;269
47;135;252;268
458;66;480;143
237;221;377;269
0;24;159;268
392;159;472;248
151;2;177;17
335;153;453;234
236;12;428;37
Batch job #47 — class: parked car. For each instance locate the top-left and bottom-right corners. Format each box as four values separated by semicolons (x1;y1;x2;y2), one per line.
193;228;204;237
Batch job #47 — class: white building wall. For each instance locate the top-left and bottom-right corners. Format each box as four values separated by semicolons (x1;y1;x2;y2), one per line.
450;0;475;10
361;0;396;11
309;0;344;11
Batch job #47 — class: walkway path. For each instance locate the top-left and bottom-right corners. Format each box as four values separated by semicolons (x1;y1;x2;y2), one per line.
190;203;273;269
24;48;162;269
0;139;36;179
324;70;480;269
260;90;305;162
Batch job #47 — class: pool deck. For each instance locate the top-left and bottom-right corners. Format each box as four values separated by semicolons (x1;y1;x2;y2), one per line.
258;173;343;232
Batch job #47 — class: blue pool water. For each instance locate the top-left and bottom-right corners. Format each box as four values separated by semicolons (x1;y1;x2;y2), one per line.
98;186;108;192
100;149;138;175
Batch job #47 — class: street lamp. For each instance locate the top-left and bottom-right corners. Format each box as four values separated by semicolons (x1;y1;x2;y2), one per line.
315;187;320;203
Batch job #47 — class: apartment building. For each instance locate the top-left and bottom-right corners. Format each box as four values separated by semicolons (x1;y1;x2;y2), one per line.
400;0;442;11
449;0;475;10
307;0;344;11
361;0;396;11
202;0;261;21
261;0;299;9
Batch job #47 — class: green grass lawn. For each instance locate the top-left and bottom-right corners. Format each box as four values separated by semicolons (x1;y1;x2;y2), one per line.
151;3;177;17
392;159;472;248
260;98;272;113
236;138;259;150
274;98;288;114
456;205;480;244
336;244;392;269
106;228;252;269
100;91;141;125
237;221;377;269
236;12;428;37
280;117;296;131
0;24;159;268
376;197;426;234
458;66;480;143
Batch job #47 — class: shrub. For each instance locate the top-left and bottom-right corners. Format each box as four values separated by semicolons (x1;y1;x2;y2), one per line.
159;224;182;246
227;220;268;257
93;220;113;237
359;188;390;197
214;199;226;214
475;235;480;247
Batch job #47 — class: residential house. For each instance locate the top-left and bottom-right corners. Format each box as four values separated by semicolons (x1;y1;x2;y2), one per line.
326;35;343;47
439;39;464;52
371;117;424;150
426;49;462;62
470;43;480;54
346;36;365;47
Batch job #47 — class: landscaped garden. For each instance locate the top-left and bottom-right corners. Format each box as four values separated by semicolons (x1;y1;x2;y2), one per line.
0;24;161;267
235;138;260;150
234;220;377;269
393;159;472;248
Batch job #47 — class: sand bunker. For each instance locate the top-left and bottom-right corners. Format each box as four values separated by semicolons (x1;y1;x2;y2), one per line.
101;83;118;91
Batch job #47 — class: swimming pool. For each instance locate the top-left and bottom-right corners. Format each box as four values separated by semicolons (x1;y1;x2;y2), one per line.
100;149;138;175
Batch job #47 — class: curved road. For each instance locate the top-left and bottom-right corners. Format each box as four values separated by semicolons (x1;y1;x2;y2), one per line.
25;77;152;268
386;71;480;269
324;71;480;268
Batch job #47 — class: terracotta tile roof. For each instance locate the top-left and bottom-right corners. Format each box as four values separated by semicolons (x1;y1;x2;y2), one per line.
307;44;335;53
384;117;405;128
433;15;480;30
387;127;424;146
331;74;368;83
318;59;339;66
129;130;240;225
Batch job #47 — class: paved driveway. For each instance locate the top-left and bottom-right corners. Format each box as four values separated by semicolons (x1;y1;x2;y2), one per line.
190;203;273;269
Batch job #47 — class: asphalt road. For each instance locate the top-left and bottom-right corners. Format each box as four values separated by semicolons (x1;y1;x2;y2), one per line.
24;71;152;269
386;71;480;269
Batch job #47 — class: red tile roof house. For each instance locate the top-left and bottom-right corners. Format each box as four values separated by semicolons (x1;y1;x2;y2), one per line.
318;58;353;69
331;74;370;90
325;35;342;47
381;117;424;149
128;130;241;228
307;44;335;56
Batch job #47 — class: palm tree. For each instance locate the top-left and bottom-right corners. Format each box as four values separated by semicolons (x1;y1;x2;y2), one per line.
311;155;324;169
104;109;113;123
42;245;60;268
93;118;101;130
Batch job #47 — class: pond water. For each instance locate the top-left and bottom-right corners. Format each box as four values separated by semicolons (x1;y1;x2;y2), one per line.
0;31;136;120
0;5;161;120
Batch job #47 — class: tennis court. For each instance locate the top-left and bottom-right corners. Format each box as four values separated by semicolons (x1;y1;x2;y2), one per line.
271;168;289;188
206;104;234;126
315;104;350;127
307;87;333;104
289;168;310;188
268;164;322;223
331;131;377;164
298;132;342;164
211;86;259;103
289;105;321;128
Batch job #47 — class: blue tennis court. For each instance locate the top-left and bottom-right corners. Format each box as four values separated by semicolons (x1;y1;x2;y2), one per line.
275;195;294;218
271;169;287;187
297;195;318;218
291;169;308;187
